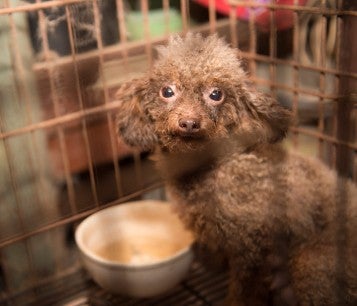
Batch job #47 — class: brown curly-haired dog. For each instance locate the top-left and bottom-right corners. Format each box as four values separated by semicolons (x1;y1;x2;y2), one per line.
115;33;357;306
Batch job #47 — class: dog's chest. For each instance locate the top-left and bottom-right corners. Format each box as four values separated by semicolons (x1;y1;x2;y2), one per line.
166;152;286;254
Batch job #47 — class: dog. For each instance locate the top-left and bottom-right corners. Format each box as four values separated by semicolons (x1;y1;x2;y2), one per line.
115;33;356;305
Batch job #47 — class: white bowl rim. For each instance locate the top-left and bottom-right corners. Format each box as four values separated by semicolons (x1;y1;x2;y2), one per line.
75;200;194;270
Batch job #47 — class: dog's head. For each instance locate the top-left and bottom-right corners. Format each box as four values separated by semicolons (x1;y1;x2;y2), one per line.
116;33;291;153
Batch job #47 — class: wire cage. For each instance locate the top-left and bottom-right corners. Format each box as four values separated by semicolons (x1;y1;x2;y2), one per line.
0;0;356;305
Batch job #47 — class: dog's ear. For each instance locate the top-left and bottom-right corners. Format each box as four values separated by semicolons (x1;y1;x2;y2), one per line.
115;78;158;151
240;89;292;143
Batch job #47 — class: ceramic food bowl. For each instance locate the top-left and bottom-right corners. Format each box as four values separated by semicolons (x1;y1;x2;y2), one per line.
75;200;194;297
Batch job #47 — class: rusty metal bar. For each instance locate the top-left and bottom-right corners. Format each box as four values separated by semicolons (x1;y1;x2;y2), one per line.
333;3;356;303
114;0;130;198
163;0;171;36
335;1;357;177
208;0;217;34
317;0;328;160
0;0;88;15
229;4;238;48
0;182;163;249
36;0;77;213
65;4;99;207
116;0;128;46
247;0;257;75
291;0;301;149
180;0;189;33
92;0;124;200
269;0;277;99
0;101;122;141
140;0;153;66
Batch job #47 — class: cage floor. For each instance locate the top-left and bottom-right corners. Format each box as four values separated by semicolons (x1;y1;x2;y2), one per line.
85;263;228;306
6;262;228;306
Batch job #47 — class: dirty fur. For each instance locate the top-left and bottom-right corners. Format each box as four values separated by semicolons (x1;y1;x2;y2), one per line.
115;33;357;305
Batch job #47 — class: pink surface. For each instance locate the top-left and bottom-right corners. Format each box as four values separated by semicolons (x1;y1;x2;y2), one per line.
193;0;307;31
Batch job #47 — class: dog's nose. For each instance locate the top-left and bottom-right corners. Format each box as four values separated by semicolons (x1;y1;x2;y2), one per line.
178;118;201;133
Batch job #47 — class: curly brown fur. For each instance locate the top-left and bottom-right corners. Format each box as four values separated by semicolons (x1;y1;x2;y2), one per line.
115;33;357;305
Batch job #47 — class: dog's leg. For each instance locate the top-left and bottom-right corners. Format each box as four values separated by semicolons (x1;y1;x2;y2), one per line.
269;268;299;306
267;251;299;306
224;270;245;306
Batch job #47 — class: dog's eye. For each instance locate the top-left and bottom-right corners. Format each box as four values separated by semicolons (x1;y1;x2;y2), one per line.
205;88;224;105
161;86;175;99
209;89;223;102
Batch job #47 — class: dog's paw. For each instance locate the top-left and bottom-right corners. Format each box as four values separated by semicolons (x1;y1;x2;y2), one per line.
269;269;299;306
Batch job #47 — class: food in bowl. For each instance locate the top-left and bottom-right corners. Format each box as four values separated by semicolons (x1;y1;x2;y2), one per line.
75;200;194;297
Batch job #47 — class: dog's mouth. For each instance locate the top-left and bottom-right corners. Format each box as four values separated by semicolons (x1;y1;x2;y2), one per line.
158;131;208;153
174;131;208;143
178;132;205;139
172;126;207;139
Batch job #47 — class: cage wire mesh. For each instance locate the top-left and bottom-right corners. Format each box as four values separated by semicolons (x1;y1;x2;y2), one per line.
0;0;356;305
